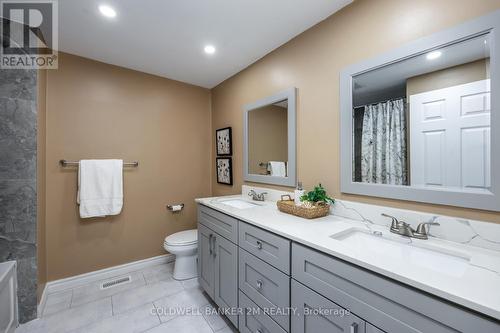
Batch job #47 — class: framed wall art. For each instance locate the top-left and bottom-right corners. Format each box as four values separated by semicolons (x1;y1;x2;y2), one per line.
216;157;233;185
216;127;232;156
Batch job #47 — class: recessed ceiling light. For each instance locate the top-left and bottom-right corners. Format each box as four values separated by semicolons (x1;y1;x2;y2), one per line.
99;5;117;18
204;45;216;55
426;50;442;60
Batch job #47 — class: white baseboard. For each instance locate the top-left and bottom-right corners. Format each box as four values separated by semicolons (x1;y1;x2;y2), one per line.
37;254;174;317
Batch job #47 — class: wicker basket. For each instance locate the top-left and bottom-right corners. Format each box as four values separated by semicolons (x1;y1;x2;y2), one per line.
276;195;330;219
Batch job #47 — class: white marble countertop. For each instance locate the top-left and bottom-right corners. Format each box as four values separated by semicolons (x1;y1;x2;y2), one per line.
195;195;500;320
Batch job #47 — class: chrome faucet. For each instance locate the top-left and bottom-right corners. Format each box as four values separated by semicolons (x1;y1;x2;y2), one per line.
381;213;439;240
248;190;267;201
414;221;440;240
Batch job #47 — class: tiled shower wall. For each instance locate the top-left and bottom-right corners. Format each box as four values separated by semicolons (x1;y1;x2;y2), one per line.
0;66;38;322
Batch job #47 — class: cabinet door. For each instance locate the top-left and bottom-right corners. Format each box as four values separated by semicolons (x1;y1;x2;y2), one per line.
198;224;215;298
291;280;365;333
214;233;239;327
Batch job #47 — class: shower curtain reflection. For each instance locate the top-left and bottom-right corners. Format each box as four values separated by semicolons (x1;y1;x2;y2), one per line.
360;99;408;185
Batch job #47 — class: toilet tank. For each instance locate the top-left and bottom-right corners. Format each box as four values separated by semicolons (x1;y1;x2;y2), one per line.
0;261;18;333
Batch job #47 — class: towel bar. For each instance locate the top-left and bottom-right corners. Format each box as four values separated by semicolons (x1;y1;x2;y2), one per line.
59;160;139;167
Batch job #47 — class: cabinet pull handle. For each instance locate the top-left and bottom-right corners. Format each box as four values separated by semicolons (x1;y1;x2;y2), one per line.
256;240;262;249
213;235;217;257
256;279;263;289
350;323;358;333
209;234;213;255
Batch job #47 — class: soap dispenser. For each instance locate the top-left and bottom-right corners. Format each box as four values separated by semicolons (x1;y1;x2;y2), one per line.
294;181;305;206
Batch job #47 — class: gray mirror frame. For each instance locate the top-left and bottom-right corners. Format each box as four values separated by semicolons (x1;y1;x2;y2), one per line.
340;10;500;211
243;88;297;187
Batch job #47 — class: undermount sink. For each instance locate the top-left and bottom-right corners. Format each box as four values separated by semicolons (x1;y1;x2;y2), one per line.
218;198;259;209
330;228;471;277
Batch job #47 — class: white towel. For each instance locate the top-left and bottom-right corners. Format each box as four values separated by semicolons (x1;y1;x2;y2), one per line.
268;161;287;177
78;159;123;218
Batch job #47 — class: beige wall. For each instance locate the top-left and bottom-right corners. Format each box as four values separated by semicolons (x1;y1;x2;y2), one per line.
44;53;211;281
211;0;500;223
407;59;488;97
248;105;288;174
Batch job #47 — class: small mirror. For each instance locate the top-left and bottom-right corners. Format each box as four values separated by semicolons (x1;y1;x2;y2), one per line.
248;100;288;176
244;88;296;187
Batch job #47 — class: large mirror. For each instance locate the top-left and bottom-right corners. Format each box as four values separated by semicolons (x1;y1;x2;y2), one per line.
244;88;296;187
340;11;500;211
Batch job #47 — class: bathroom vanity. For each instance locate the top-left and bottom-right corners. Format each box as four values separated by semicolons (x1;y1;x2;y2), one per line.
197;13;500;332
196;195;500;333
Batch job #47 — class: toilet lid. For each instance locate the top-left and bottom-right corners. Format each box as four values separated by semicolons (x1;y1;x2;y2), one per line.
164;229;198;246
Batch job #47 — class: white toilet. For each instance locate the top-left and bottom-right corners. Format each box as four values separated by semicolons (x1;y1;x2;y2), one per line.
163;229;198;280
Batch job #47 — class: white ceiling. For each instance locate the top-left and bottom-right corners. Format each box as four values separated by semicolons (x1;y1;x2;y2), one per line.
59;0;352;88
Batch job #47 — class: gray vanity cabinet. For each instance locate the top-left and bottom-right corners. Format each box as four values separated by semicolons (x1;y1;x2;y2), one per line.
292;243;500;333
197;207;239;328
291;279;366;333
198;204;500;333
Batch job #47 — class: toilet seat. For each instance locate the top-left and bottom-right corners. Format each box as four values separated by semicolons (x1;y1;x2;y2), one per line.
164;229;197;246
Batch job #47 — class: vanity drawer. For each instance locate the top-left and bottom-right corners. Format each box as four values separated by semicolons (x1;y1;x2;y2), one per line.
292;243;500;333
239;249;290;331
198;204;238;243
239;222;290;274
239;291;287;333
291;279;366;333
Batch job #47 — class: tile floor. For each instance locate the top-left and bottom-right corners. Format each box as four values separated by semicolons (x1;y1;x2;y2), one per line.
16;263;238;333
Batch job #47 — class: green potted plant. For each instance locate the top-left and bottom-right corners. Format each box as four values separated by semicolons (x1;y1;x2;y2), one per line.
300;183;335;208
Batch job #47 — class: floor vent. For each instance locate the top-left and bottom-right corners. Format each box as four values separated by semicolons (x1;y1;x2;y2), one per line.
100;275;131;290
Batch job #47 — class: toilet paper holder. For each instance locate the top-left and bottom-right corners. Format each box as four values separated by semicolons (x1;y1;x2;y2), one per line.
167;203;185;212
